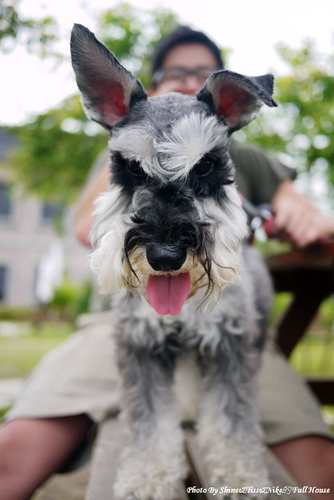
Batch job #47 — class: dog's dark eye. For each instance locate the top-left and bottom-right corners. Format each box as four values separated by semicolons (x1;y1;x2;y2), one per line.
126;159;144;177
189;150;235;200
193;157;214;177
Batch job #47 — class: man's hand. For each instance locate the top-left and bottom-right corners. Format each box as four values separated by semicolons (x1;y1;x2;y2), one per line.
272;180;334;248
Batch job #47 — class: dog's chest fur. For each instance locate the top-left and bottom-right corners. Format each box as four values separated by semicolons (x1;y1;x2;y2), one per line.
115;245;271;352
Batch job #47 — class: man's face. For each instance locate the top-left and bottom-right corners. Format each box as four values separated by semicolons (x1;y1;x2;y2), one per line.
151;43;219;97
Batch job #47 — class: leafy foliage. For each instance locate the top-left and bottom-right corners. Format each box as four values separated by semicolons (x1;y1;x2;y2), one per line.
50;277;93;322
2;3;334;207
97;3;180;88
3;3;181;205
0;0;58;56
239;40;334;202
7;96;107;204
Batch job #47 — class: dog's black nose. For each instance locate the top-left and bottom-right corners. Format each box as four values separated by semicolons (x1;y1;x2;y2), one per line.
146;245;187;272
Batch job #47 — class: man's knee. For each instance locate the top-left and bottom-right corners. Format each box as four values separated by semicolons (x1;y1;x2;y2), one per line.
272;436;334;497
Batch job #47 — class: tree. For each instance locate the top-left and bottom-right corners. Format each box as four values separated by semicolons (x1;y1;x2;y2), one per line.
3;3;181;205
97;3;180;88
3;4;334;206
239;40;334;204
0;0;58;56
6;97;108;204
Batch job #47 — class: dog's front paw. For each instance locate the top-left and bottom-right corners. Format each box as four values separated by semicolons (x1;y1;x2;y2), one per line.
200;437;269;500
113;448;188;500
114;472;184;500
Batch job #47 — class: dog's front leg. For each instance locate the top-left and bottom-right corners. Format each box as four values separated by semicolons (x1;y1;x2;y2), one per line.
196;344;269;499
114;342;188;500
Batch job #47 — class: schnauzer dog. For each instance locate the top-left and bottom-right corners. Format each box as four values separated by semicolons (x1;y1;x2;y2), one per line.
71;24;276;500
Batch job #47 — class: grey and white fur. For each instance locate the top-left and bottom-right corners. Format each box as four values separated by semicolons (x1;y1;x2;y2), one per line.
71;24;276;500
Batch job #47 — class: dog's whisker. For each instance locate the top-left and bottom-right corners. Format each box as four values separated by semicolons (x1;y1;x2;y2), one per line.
123;277;141;291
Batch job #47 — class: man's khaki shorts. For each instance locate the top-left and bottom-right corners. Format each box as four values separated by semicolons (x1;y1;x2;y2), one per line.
6;311;332;446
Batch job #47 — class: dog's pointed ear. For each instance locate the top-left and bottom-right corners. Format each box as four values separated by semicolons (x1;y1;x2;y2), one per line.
70;24;147;129
197;70;277;132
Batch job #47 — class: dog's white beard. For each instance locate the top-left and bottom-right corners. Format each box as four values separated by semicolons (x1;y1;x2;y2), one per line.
89;184;248;310
89;188;129;294
201;186;248;296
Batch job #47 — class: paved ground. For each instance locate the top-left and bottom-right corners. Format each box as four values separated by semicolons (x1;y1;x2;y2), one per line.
32;465;90;500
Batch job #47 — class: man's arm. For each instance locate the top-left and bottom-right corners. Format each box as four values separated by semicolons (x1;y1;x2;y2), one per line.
272;179;334;248
231;141;334;248
74;164;109;247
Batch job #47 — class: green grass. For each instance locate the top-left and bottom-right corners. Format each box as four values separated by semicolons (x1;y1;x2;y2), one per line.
289;334;334;435
0;322;72;379
271;293;334;376
290;336;334;376
0;406;10;420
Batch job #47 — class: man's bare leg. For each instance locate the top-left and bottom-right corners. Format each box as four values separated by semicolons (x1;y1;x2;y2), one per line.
0;415;93;500
271;436;334;500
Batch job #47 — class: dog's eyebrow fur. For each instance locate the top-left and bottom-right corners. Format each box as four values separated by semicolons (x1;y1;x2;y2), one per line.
157;112;229;181
109;109;229;183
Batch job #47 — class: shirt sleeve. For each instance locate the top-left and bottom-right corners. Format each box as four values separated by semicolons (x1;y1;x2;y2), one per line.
229;140;297;205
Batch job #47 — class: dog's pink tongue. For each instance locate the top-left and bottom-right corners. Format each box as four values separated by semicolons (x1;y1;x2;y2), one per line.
147;273;191;316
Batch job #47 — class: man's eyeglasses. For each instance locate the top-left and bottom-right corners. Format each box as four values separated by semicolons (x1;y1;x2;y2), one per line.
152;66;219;87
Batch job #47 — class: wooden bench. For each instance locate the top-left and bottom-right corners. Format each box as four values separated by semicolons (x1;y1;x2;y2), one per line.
266;239;334;404
82;418;312;500
184;429;311;500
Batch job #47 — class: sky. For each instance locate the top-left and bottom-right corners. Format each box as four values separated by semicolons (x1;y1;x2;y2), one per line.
1;0;334;126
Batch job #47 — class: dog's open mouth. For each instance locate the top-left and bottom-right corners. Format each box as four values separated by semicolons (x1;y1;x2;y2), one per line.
147;272;191;316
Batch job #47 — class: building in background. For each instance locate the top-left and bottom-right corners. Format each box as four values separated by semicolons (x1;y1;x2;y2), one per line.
0;128;90;307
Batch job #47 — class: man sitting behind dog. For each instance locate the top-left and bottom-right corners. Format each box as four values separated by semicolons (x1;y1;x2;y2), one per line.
0;26;334;500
